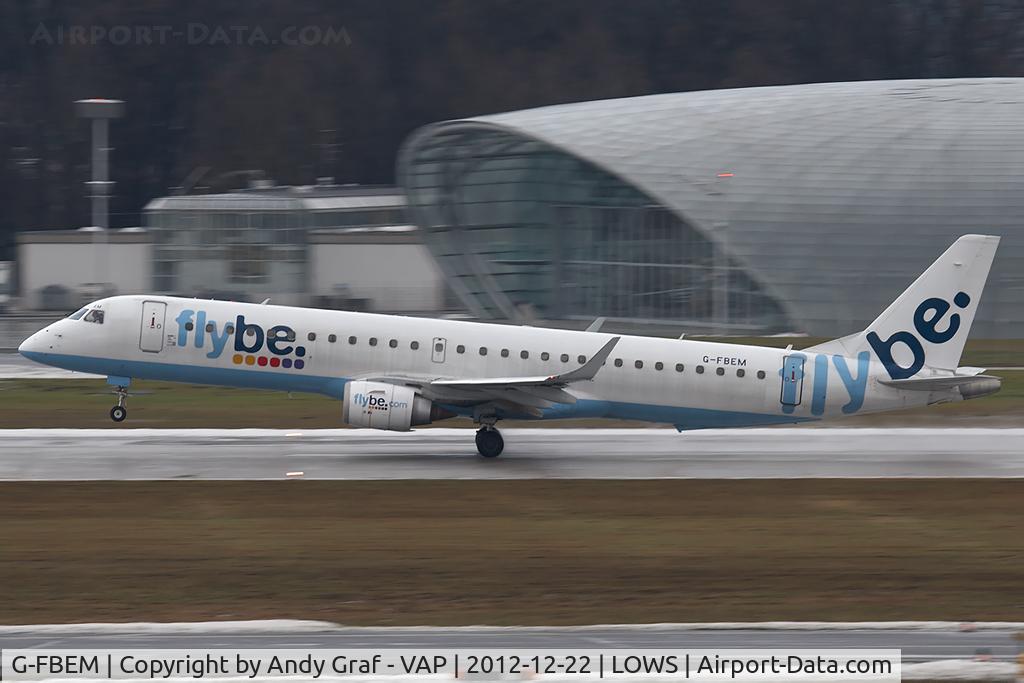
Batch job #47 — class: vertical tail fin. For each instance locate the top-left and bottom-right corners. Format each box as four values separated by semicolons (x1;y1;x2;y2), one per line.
806;234;1000;377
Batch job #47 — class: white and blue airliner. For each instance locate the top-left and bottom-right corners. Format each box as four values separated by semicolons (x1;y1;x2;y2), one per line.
19;234;1002;457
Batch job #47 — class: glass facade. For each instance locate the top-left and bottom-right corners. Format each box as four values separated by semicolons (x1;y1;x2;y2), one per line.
403;126;791;331
145;191;406;299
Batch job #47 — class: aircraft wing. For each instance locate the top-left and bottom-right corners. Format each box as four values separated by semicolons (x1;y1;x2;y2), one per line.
365;336;619;417
430;336;619;388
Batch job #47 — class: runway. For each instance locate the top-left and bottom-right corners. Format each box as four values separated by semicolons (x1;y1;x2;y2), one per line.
1;428;1023;480
0;624;1019;663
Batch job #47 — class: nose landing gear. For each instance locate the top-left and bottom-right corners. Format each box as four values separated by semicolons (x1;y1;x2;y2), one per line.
110;385;129;422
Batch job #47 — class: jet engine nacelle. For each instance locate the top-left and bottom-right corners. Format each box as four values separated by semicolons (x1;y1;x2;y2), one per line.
342;380;445;431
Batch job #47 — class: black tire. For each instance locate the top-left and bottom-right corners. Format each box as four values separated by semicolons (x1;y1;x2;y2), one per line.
475;428;504;458
110;405;127;422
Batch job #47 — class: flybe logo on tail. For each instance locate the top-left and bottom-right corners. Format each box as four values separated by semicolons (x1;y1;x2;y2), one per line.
867;292;971;380
175;309;307;370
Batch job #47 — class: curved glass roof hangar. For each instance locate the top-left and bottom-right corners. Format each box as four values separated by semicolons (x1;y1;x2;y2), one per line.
399;79;1024;336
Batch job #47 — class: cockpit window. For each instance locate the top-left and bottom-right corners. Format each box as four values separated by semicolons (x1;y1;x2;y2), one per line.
83;309;105;324
68;308;88;320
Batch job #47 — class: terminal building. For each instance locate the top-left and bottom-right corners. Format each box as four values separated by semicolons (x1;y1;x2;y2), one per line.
18;183;448;313
399;78;1024;337
15;79;1024;337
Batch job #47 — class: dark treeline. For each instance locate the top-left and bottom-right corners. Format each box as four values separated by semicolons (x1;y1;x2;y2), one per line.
1;0;1023;255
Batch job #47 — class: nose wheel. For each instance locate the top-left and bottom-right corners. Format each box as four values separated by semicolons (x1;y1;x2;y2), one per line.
475;427;504;458
110;385;128;422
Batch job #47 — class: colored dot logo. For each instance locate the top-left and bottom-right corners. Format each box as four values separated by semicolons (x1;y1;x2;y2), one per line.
232;354;304;369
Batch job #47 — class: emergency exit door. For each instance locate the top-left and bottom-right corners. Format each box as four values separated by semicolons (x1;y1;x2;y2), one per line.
431;337;447;363
780;355;805;406
139;301;166;353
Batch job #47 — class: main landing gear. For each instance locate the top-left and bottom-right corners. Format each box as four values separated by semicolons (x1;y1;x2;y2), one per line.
475;427;504;458
110;385;129;422
474;415;504;458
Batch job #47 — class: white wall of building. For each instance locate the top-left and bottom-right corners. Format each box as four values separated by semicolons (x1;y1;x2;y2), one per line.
310;242;445;311
19;240;152;309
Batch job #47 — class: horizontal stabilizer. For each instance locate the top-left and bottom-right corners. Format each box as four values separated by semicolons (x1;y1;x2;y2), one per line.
879;373;1001;399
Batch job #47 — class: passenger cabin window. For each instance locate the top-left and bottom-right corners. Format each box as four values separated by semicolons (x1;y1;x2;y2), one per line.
328;334;337;343
434;342;444;353
520;350;529;359
655;362;664;371
479;347;488;356
369;337;378;346
389;339;398;348
561;354;570;363
225;324;235;334
696;365;705;374
614;358;623;367
578;355;587;364
716;367;725;376
757;370;766;379
308;332;316;341
541;352;550;361
83;309;105;324
675;363;684;372
348;336;357;344
411;341;420;350
184;321;194;331
501;349;510;358
635;360;644;369
457;345;465;354
737;369;745;378
68;308;87;320
205;323;215;333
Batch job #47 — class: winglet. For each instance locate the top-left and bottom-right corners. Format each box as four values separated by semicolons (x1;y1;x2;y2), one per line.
546;336;620;384
585;317;607;333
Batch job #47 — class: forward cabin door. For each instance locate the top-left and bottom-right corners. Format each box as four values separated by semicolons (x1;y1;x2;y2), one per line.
431;337;447;363
780;355;804;406
139;301;167;353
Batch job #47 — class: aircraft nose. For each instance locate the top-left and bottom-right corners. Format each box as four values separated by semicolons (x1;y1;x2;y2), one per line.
18;329;49;359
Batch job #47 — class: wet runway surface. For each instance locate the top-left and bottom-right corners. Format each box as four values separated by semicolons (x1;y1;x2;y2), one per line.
0;428;1022;480
0;625;1019;663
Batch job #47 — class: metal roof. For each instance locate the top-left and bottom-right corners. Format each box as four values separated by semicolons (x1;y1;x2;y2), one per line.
402;79;1024;336
145;186;405;213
